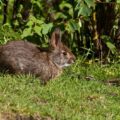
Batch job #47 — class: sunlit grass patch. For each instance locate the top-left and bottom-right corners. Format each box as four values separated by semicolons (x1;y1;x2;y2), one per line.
0;59;120;119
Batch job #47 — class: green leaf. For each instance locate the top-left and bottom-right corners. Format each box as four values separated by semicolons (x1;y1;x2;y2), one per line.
101;35;116;54
34;26;42;36
42;23;53;35
66;20;79;32
78;19;82;28
32;1;42;9
117;0;120;3
106;42;116;54
55;12;67;19
27;16;44;26
78;3;92;17
84;0;95;8
59;1;72;10
26;21;34;27
21;28;32;38
29;15;36;22
36;19;44;25
59;1;73;17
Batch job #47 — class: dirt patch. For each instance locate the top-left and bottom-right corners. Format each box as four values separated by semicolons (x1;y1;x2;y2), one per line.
106;78;120;86
0;112;52;120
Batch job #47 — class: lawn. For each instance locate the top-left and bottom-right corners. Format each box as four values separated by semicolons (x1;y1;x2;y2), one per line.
0;58;120;120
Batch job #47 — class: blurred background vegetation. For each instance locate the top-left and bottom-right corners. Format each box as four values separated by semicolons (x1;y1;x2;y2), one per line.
0;0;120;63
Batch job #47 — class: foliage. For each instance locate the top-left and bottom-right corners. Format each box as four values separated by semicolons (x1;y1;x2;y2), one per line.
21;15;53;38
0;23;21;44
0;0;120;60
101;35;116;54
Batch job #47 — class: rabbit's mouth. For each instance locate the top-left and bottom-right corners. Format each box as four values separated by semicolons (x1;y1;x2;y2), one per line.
60;60;75;68
59;58;75;68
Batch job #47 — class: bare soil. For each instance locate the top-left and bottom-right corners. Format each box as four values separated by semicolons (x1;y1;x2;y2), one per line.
0;112;52;120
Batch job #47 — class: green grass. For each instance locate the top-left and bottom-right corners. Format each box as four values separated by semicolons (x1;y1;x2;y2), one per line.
0;59;120;120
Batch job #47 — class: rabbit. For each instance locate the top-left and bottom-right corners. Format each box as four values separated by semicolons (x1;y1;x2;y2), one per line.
0;28;75;84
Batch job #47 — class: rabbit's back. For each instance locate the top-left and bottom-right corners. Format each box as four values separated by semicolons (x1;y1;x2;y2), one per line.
0;40;39;72
0;40;61;83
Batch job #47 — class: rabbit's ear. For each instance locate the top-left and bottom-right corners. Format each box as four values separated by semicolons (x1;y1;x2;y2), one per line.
50;28;61;48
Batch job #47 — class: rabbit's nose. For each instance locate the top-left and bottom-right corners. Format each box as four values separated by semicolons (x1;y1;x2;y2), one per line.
68;56;76;64
72;58;75;63
72;56;76;62
71;59;75;64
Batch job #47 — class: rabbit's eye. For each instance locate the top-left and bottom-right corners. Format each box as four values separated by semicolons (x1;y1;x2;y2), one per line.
62;51;67;56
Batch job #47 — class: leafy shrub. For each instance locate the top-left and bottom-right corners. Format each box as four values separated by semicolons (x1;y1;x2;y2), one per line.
0;23;21;44
0;0;120;61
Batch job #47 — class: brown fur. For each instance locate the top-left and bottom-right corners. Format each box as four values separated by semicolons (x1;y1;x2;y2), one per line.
0;29;75;84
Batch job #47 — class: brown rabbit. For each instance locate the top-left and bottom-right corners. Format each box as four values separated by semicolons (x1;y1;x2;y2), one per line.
0;28;75;84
